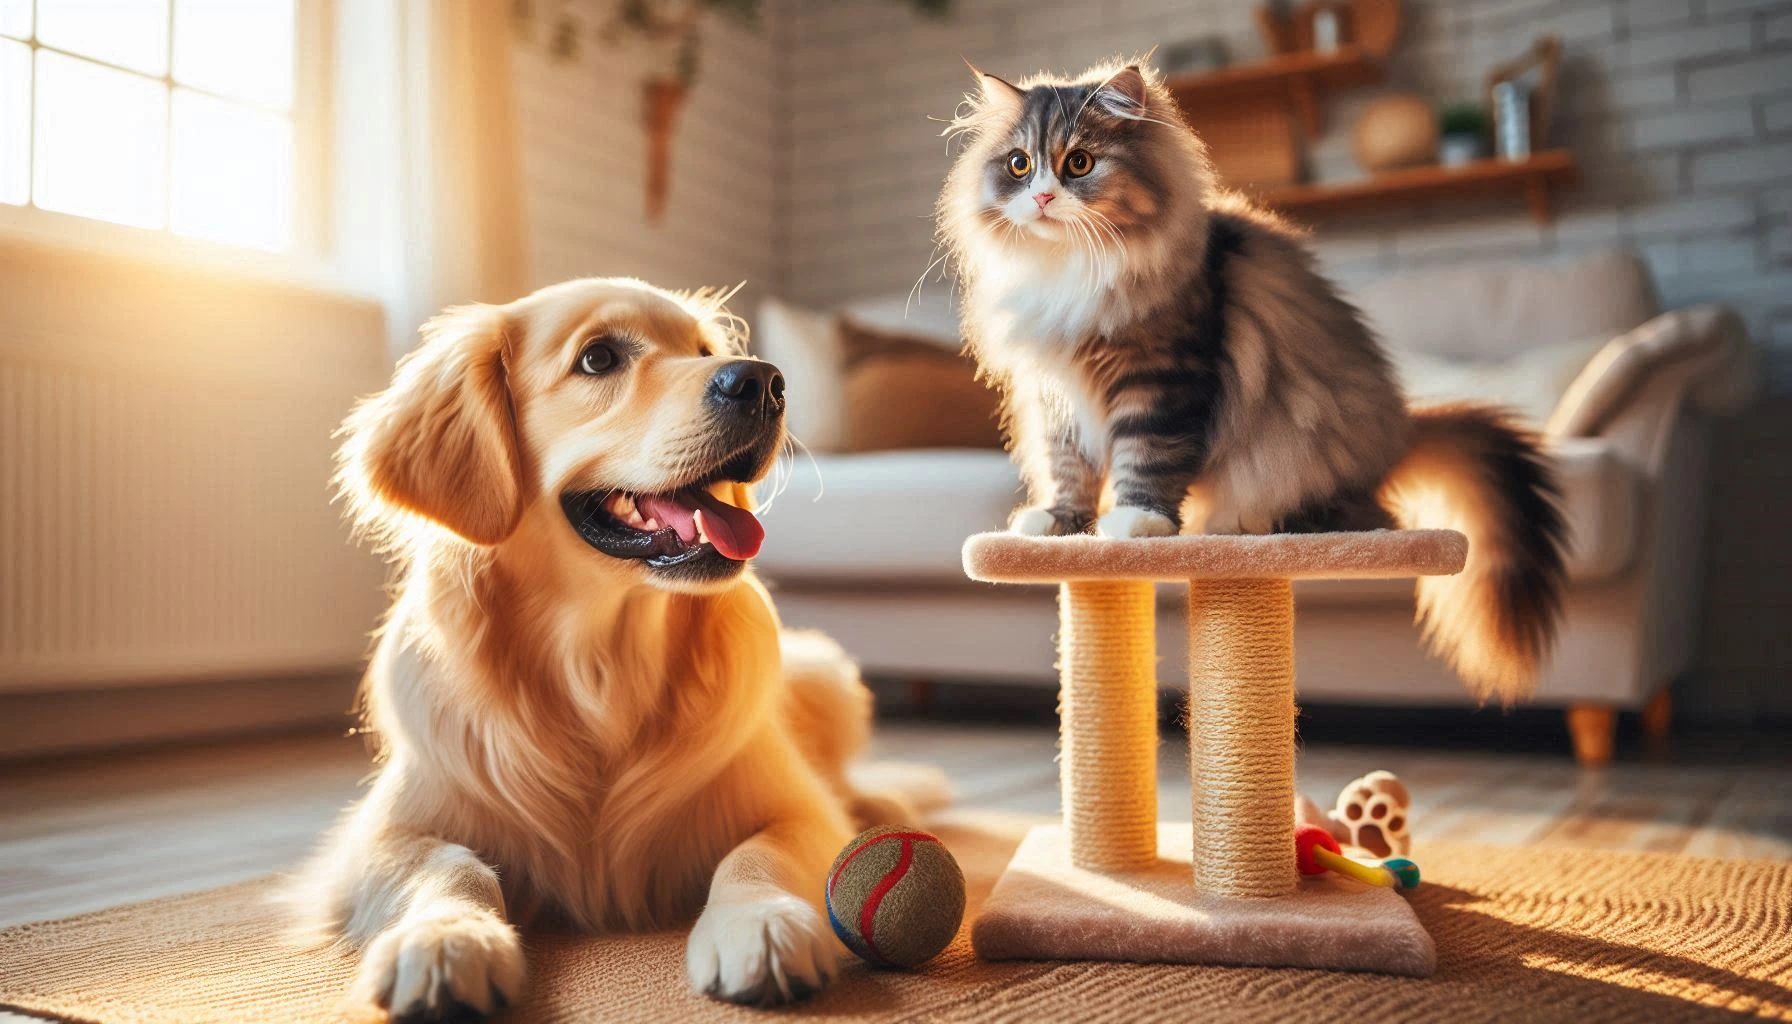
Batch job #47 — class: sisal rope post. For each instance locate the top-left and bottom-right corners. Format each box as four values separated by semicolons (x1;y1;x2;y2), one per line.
1057;580;1159;872
1186;577;1298;899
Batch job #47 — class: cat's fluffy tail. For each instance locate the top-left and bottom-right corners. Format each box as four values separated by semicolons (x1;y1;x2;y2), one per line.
1381;403;1568;702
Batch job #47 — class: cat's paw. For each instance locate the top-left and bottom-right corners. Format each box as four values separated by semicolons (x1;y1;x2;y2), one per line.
1010;506;1091;536
1096;506;1177;539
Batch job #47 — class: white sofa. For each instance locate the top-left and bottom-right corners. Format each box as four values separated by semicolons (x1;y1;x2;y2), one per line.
753;250;1757;764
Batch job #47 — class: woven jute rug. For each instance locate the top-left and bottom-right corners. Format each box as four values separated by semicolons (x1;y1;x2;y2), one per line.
2;812;1789;1024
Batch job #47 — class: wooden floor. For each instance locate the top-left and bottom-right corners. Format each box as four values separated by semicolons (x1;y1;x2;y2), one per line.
3;718;1790;936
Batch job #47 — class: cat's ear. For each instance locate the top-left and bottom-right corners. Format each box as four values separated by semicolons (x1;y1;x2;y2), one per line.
968;62;1024;111
1094;65;1149;120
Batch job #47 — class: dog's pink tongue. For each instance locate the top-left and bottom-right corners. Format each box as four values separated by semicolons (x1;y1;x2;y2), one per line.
687;489;764;561
635;490;764;561
637;494;699;546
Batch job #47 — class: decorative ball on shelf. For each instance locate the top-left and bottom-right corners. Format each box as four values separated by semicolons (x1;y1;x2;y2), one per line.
825;826;966;969
1352;92;1440;173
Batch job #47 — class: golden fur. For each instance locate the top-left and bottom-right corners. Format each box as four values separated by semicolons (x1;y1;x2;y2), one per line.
291;278;914;1018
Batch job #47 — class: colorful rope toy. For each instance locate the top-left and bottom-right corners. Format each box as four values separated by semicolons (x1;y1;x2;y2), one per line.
1295;824;1420;891
1382;857;1422;891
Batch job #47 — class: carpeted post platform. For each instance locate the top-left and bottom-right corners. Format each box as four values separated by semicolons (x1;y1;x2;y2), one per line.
962;531;1467;975
2;816;1789;1024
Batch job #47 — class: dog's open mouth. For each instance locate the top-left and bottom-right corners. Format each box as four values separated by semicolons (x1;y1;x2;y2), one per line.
561;483;765;568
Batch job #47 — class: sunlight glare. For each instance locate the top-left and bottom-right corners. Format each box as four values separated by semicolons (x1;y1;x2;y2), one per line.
0;0;31;40
33;50;168;228
171;89;291;250
0;41;26;205
36;0;169;76
173;0;295;110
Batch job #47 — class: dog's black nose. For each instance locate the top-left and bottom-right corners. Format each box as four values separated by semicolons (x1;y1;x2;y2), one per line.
708;360;784;414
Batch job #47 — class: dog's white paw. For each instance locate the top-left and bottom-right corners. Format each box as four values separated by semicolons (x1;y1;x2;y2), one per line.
1097;506;1176;539
1010;506;1060;536
350;910;525;1021
686;893;838;1006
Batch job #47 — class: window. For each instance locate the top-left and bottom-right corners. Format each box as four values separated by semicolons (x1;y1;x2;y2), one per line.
1;0;304;252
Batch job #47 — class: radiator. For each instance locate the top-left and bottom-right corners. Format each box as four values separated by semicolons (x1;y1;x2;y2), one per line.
0;241;393;692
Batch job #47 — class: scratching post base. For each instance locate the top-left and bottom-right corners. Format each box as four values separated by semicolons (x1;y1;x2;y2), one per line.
973;825;1436;976
962;531;1469;978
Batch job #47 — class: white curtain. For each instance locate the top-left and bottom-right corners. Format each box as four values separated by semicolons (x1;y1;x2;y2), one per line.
335;0;530;358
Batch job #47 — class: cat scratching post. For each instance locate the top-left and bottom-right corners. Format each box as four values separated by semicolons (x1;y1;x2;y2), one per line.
964;530;1467;976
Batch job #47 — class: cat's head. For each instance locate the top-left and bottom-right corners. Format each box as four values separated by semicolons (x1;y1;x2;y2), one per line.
938;62;1207;261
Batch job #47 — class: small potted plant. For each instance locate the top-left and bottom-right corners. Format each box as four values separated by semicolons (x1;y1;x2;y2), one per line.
1437;102;1491;166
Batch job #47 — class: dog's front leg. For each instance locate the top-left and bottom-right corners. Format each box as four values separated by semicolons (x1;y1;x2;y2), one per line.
686;817;845;1006
337;831;526;1021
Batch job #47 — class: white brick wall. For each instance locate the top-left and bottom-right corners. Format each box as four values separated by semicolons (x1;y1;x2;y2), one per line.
772;0;1792;390
509;17;777;307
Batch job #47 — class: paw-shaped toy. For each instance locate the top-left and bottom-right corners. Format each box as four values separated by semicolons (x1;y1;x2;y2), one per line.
1333;771;1410;858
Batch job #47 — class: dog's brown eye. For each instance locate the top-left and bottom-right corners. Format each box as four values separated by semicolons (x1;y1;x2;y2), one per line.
577;342;618;375
1064;149;1094;178
1007;149;1031;178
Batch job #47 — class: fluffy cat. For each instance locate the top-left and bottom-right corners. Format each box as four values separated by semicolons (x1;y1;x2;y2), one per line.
935;61;1567;699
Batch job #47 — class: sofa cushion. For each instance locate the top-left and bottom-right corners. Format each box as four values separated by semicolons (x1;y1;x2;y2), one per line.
755;441;1641;587
755;298;846;450
1391;335;1610;429
753;290;963;453
836;319;1004;452
756;450;1022;583
1351;249;1659;361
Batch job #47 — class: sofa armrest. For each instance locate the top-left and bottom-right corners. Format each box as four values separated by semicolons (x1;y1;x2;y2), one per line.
1544;305;1757;475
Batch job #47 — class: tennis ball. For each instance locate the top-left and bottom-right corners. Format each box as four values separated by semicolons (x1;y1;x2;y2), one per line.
824;825;965;968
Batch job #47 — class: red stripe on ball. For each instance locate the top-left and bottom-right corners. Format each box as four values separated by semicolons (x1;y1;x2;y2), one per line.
826;830;944;965
858;838;914;962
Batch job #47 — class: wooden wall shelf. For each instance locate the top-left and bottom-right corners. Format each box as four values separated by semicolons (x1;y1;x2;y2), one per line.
1259;151;1578;224
1166;47;1384;137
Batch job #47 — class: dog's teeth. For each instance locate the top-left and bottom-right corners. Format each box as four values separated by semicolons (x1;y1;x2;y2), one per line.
642;516;662;532
694;511;711;546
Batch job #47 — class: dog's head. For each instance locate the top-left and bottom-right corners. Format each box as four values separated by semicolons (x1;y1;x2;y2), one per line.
339;277;784;591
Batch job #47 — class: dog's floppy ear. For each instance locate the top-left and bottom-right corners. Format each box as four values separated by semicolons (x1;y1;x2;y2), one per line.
339;304;525;546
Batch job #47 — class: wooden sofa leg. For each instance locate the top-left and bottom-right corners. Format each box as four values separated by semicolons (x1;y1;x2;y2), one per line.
1566;704;1617;767
1641;687;1673;750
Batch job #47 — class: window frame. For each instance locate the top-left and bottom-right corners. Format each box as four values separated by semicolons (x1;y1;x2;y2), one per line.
0;0;337;281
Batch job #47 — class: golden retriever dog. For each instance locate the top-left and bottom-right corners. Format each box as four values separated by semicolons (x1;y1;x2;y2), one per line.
291;278;918;1019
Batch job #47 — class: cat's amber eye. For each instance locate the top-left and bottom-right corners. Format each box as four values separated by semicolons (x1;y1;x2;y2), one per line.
1006;150;1032;178
1064;149;1095;178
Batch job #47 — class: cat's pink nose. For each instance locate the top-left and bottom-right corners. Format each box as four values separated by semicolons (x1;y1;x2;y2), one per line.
1034;192;1056;210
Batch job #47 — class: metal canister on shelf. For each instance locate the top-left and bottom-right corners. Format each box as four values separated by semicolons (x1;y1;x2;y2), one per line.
1493;80;1532;160
1312;9;1341;51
